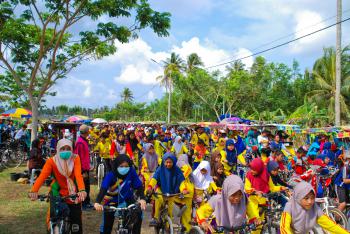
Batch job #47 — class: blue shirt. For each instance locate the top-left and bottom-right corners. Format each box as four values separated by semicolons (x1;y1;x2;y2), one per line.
334;166;350;189
101;167;142;205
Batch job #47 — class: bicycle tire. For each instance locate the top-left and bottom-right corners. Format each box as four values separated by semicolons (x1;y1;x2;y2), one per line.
324;207;348;229
189;226;204;234
14;150;25;168
154;216;173;234
89;156;96;172
97;163;105;188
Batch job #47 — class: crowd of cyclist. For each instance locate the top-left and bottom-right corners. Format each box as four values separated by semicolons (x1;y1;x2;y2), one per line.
18;122;350;233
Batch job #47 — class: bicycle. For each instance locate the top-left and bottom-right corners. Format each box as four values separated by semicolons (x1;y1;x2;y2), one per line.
97;156;105;188
148;192;187;234
260;191;289;234
189;221;258;234
37;194;78;234
101;203;141;234
315;196;348;229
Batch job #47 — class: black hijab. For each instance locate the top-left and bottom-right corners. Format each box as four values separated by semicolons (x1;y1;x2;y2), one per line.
112;154;133;179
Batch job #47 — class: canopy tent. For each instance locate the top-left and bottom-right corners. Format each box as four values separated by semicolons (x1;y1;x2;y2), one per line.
91;118;107;124
1;108;32;118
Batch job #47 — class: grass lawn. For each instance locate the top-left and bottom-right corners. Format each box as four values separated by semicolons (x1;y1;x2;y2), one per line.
0;166;152;234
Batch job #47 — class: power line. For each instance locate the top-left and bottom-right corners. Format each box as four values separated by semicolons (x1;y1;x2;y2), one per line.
206;16;350;69
134;83;159;100
250;9;350;52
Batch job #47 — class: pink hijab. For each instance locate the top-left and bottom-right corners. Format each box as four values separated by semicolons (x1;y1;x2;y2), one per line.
246;158;270;193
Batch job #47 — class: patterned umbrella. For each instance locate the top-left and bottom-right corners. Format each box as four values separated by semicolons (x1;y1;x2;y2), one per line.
66;115;89;123
1;108;32;118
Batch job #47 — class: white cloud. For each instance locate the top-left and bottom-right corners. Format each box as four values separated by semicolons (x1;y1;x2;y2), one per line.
147;91;155;101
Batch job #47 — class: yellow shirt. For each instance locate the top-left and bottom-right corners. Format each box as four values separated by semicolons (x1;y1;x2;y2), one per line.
191;133;209;147
94;141;111;159
280;212;349;234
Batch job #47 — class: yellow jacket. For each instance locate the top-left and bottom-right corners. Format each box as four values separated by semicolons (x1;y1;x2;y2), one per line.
280;212;349;234
94;140;111;159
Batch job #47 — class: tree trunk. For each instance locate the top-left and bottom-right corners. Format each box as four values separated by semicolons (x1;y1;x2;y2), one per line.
167;83;171;124
335;0;342;126
29;98;39;143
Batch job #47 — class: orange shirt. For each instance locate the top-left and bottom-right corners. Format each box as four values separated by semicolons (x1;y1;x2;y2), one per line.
31;156;85;196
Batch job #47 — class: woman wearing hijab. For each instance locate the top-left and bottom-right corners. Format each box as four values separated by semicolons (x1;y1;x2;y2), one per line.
28;138;45;174
29;139;86;234
147;153;191;232
196;175;257;232
140;143;159;193
171;136;189;157
94;154;146;234
211;161;226;189
193;160;218;195
220;139;246;176
245;158;288;234
213;138;225;153
280;181;348;234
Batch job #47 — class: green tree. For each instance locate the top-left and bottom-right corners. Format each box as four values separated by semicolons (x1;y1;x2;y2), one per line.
186;53;203;73
307;46;350;123
0;0;170;139
157;52;184;123
120;87;134;103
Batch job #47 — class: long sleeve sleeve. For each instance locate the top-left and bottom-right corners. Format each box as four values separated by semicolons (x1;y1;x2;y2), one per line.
280;212;293;234
244;178;254;194
196;202;214;224
317;214;349;234
269;177;282;193
73;156;85;191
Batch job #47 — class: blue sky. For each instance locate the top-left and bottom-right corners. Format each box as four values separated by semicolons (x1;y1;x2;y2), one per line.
45;0;350;108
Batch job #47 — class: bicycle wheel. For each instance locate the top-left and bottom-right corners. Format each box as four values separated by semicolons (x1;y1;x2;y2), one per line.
154;216;173;234
97;163;105;188
89;156;96;172
324;207;348;229
189;226;204;234
11;149;25;168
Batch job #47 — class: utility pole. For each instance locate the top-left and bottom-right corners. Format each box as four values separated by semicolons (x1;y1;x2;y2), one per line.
335;0;342;126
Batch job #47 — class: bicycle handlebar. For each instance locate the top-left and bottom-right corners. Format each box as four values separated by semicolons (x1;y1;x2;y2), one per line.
37;194;78;201
217;222;257;232
103;203;139;212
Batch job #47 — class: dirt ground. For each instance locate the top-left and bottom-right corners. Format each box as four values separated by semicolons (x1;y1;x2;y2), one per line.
0;166;153;234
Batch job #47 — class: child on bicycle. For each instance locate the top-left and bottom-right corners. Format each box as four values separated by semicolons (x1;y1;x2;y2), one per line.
94;154;146;234
211;161;226;190
140;143;159;193
220;139;246;176
29;139;87;234
147;153;192;232
193;160;218;196
245;158;288;234
193;139;209;170
280;181;349;234
196;175;258;233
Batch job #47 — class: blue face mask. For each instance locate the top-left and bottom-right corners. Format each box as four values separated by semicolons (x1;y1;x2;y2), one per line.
117;167;130;175
59;151;72;160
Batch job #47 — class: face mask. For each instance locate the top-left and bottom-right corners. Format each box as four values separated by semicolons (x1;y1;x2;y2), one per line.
117;167;130;175
59;151;72;160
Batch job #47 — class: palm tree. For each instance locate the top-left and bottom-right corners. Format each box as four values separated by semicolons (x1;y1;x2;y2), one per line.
120;87;134;103
156;52;184;123
186;53;203;73
307;46;350;123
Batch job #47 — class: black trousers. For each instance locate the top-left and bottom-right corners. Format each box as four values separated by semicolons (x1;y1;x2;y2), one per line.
82;170;91;205
100;204;142;234
50;201;82;234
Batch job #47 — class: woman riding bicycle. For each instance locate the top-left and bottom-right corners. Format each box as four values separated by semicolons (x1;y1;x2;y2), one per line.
29;138;87;234
94;154;146;234
147;152;192;232
245;158;288;234
280;181;349;234
196;175;258;233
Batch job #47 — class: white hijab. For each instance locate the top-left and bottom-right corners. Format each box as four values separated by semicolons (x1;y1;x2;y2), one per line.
193;160;213;190
53;138;77;195
173;136;183;155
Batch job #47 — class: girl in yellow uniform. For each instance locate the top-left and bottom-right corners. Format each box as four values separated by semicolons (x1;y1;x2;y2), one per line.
140;143;159;193
196;175;259;233
212;138;225;153
193;161;218;197
147;153;191;232
179;164;194;231
245;158;288;234
220;139;246;176
171;136;189;157
280;181;349;234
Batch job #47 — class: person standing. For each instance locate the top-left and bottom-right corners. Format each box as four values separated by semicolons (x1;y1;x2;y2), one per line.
74;124;92;209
